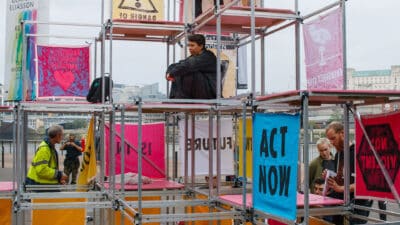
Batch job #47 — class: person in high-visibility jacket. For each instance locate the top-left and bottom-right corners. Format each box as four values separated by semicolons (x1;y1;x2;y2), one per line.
26;125;68;185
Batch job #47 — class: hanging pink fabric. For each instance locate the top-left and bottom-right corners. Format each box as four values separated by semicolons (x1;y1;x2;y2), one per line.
105;122;166;178
303;8;343;90
36;45;90;98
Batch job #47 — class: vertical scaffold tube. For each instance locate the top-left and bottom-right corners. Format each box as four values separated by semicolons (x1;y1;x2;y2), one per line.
208;110;214;197
241;101;247;210
137;99;143;222
302;93;310;225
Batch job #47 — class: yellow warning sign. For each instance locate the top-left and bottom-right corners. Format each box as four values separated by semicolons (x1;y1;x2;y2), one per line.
113;0;164;21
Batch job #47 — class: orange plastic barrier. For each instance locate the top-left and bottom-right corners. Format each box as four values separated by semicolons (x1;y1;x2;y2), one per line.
32;198;86;225
0;199;12;225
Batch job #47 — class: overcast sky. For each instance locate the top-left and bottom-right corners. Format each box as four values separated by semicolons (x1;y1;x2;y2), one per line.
1;0;400;94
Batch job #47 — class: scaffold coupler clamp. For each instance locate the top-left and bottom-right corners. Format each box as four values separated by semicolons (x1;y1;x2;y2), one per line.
244;207;254;222
133;97;142;105
106;19;112;30
112;199;121;211
12;192;20;213
134;213;141;225
245;93;253;107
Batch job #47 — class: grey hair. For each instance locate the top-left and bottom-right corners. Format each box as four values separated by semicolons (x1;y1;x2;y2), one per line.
47;125;64;138
316;137;330;147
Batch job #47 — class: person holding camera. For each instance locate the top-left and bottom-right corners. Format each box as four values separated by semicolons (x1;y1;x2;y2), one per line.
60;134;83;184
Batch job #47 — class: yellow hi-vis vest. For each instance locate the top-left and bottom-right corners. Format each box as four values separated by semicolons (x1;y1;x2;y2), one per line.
27;140;59;184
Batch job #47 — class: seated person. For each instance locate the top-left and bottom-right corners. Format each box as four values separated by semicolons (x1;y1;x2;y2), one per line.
166;34;217;99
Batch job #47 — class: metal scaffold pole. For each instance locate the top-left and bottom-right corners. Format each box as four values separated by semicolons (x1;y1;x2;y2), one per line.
250;0;256;95
295;0;300;90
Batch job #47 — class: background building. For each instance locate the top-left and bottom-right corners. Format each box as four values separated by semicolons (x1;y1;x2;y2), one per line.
347;65;400;90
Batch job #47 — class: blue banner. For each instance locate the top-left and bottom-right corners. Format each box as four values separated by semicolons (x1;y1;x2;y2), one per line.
252;113;300;221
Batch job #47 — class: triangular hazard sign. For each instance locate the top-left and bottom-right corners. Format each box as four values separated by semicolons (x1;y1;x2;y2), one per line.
118;0;159;13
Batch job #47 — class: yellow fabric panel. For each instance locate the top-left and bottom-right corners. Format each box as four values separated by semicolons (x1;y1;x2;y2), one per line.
238;118;252;178
77;117;97;186
0;199;12;225
115;196;161;225
32;198;86;225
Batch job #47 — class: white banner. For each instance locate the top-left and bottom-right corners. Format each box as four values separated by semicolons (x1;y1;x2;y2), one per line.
178;119;234;176
5;0;38;101
237;46;248;89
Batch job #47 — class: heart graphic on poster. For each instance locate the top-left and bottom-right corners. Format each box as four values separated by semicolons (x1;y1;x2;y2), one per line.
54;70;75;91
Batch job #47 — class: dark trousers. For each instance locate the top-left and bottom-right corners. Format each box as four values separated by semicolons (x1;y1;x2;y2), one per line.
64;158;80;184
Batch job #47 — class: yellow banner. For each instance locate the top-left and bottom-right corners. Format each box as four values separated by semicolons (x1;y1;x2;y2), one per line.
238;118;252;178
77;117;97;186
112;0;164;21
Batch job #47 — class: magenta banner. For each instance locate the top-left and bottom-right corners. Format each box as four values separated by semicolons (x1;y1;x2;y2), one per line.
303;8;343;90
36;45;90;98
105;123;166;178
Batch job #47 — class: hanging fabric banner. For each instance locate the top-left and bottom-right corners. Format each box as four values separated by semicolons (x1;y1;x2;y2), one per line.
112;0;164;21
77;117;97;186
303;8;343;90
36;45;90;99
238;118;252;178
355;112;400;200
5;0;38;101
178;119;234;175
204;34;237;98
105;122;165;178
252;113;300;221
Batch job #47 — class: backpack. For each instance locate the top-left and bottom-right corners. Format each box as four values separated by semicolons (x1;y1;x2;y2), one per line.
86;76;113;103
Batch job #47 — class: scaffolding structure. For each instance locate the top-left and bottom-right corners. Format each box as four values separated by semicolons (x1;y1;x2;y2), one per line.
1;0;400;225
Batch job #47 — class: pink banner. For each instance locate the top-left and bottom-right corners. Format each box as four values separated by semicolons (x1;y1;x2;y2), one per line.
36;45;90;98
303;8;343;89
105;123;165;178
355;112;400;200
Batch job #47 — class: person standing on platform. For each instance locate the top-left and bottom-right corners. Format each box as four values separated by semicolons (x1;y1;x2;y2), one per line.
166;34;217;99
309;138;335;193
26;125;68;187
325;121;372;225
60;134;83;184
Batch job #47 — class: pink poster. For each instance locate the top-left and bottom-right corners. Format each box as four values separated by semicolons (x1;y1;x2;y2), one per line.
303;8;343;90
355;112;400;200
105;122;165;178
36;45;90;98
